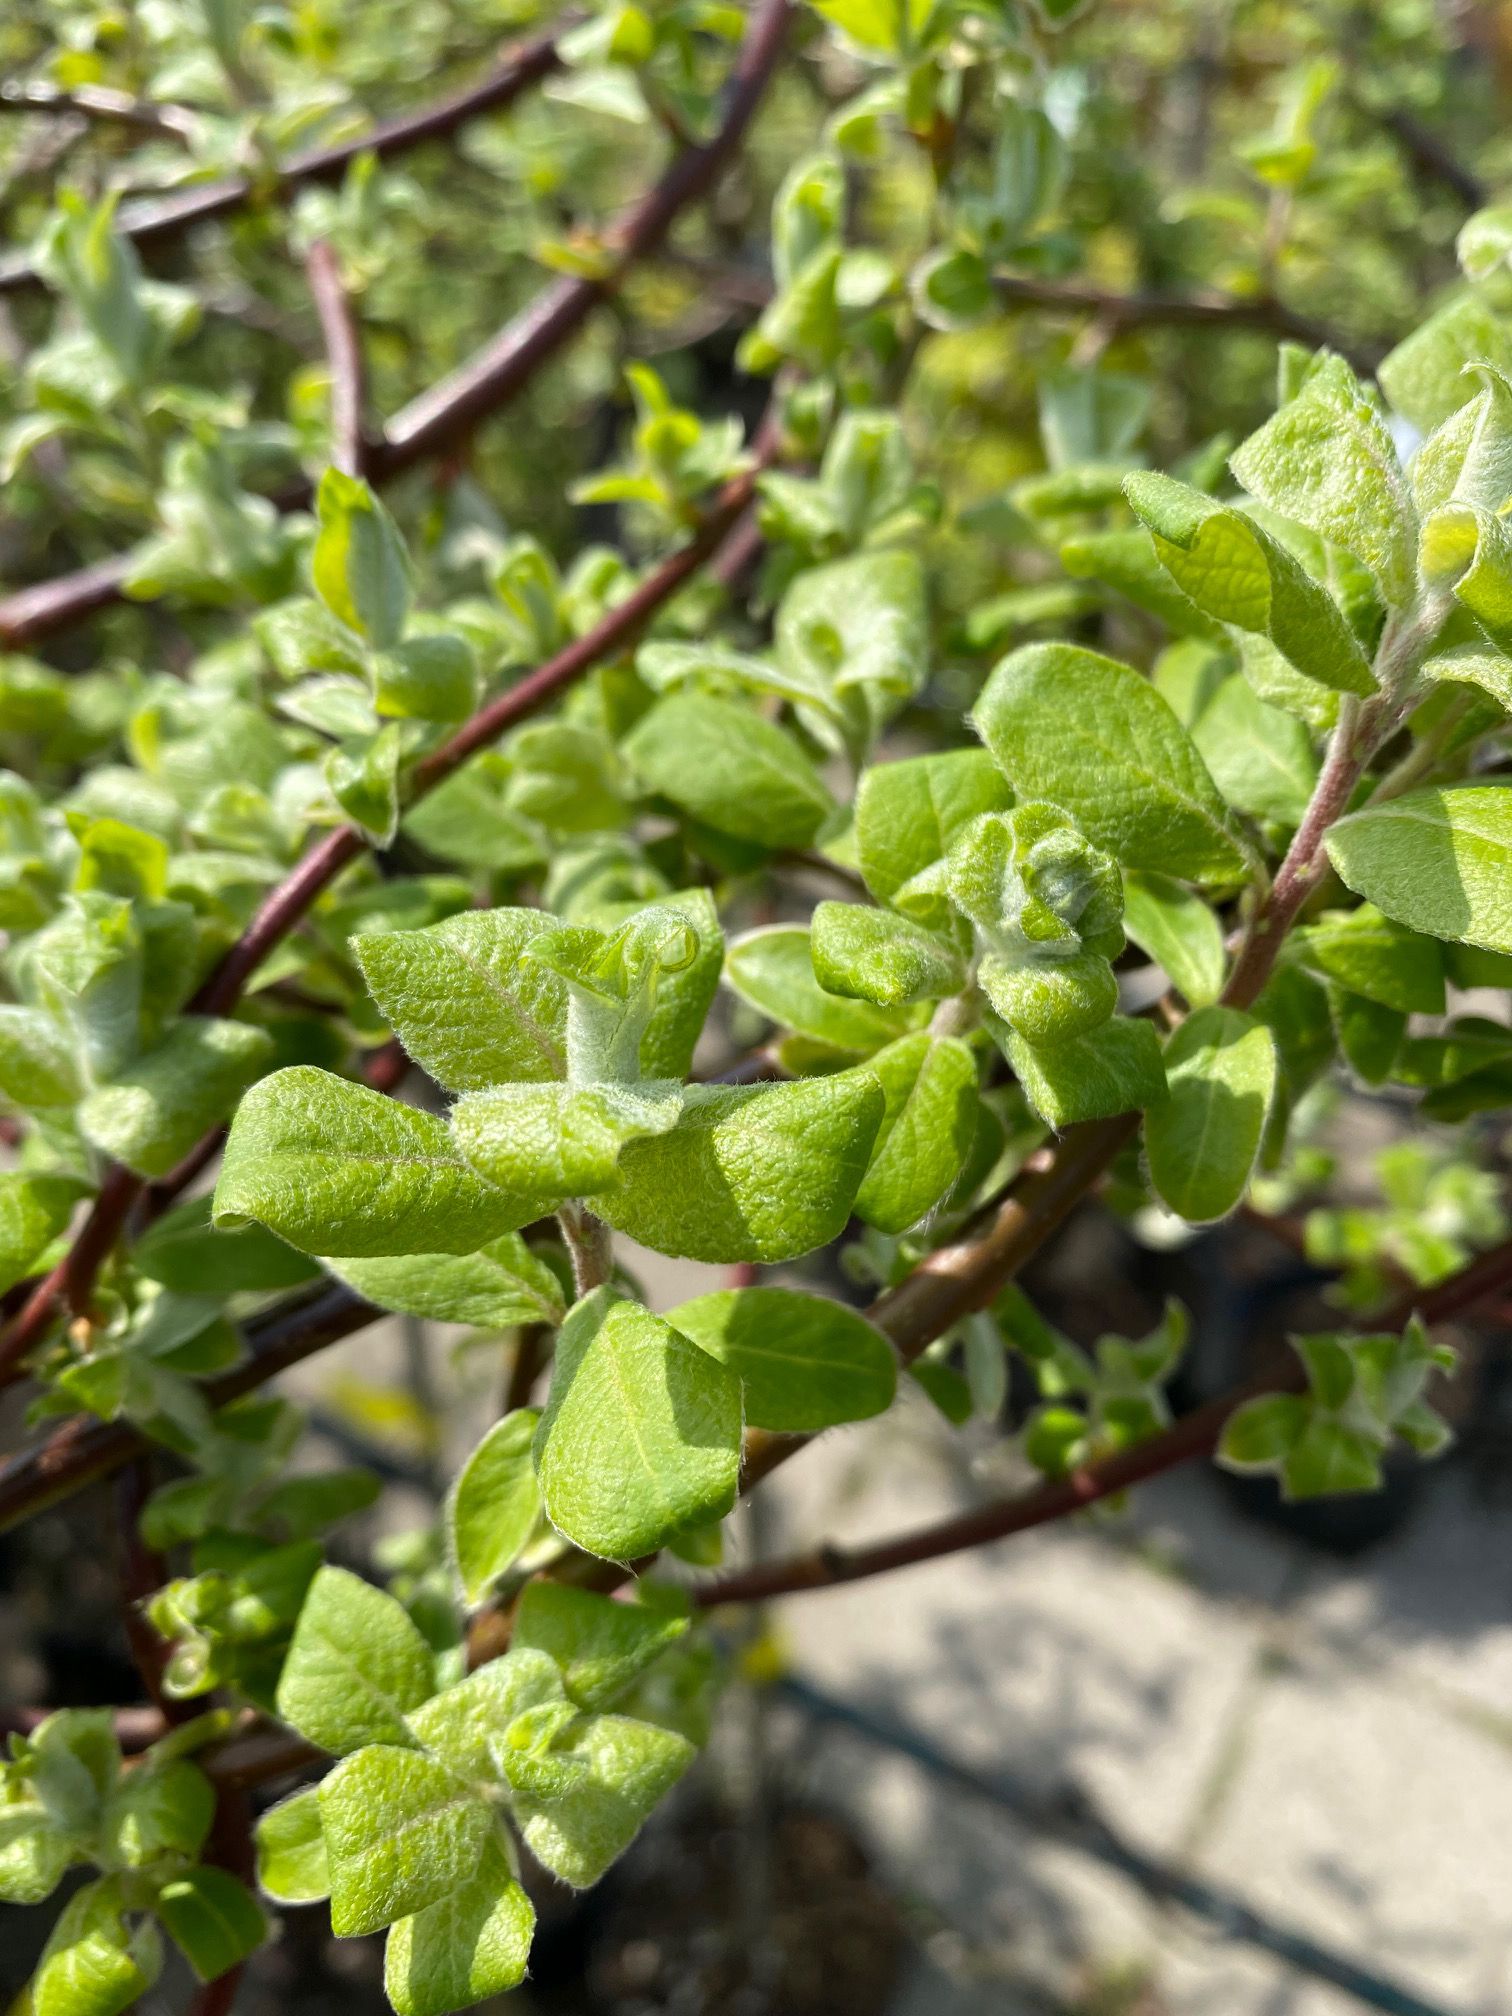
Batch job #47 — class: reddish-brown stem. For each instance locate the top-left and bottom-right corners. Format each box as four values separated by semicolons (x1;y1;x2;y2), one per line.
993;271;1383;375
0;0;791;650
305;241;367;476
0;25;568;296
0;79;200;141
693;1230;1512;1609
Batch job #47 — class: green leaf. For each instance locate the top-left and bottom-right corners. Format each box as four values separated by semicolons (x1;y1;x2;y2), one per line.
726;925;916;1052
0;1171;88;1296
1061;527;1226;640
1408;365;1512;515
319;1745;491;1937
447;1411;544;1605
1229;354;1416;608
155;1867;267;1982
1282;1416;1385;1498
275;1565;436;1755
1218;1391;1308;1470
325;726;404;847
855;748;1013;933
512;1713;694;1889
383;1835;533;2016
1324;786;1512;954
622;694;834;849
1125;472;1374;696
1121;872;1224;1007
1328;985;1406;1085
0;1807;74;1906
775;548;929;717
0;1005;82;1109
402;1652;564;1784
1300;905;1445;1014
1001;1016;1166;1129
135;1195;323;1295
78;1018;274;1179
595;1073;885;1263
667;1284;896;1432
355;908;567;1092
450;1079;682;1212
373;636;477;723
1144;1007;1277;1223
325;1235;566;1331
254;1787;330;1905
99;1758;213;1867
533;1288;742;1560
852;1032;978;1234
1380;294;1512;434
214;1067;525;1258
972;644;1246;885
810;901;965;1007
1191;676;1318;826
312;468;411;649
32;1879;153;2016
1423;647;1512;714
512;1582;687;1711
585;888;725;1080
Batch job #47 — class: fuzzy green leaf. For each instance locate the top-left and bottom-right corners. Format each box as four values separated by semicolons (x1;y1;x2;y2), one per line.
1324;786;1512;954
214;1067;524;1258
447;1411;544;1606
254;1787;329;1905
1126;472;1374;696
1300;906;1445;1014
319;1746;491;1937
852;1031;979;1233
275;1565;436;1756
354;909;567;1093
450;1080;682;1214
726;925;916;1052
1230;354;1416;607
1121;872;1224;1007
311;469;411;649
512;1713;694;1890
1144;1007;1277;1223
1191;676;1317;826
1002;1016;1166;1129
623;693;833;849
810;901;966;1006
383;1835;533;2016
855;748;1013;933
511;1582;688;1711
155;1867;266;1982
972;644;1246;885
533;1288;742;1560
0;1172;89;1296
667;1284;896;1432
78;1018;274;1178
594;1073;884;1263
324;1233;566;1331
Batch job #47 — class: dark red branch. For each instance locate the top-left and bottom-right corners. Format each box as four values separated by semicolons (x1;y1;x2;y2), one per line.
0;0;791;649
0;25;567;296
305;241;367;476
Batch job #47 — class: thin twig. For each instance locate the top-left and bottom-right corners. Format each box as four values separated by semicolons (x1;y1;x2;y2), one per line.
993;270;1384;376
0;80;200;142
0;0;791;648
692;1230;1512;1608
0;24;569;296
304;241;367;476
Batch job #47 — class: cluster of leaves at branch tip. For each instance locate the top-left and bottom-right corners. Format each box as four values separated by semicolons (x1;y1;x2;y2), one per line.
6;8;1512;2013
0;1708;267;2009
